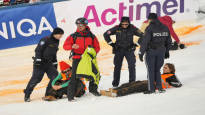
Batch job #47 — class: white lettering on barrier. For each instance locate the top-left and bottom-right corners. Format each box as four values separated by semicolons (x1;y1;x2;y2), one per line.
9;21;16;39
0;23;8;39
38;17;53;35
0;16;53;39
17;19;37;37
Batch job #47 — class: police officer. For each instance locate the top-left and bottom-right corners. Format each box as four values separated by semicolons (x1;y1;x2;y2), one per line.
138;13;172;94
103;16;143;87
24;27;64;102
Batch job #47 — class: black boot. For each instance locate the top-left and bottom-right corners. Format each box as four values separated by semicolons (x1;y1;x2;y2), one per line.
24;89;31;102
144;90;155;94
158;89;166;93
89;81;101;96
90;91;101;96
68;98;75;102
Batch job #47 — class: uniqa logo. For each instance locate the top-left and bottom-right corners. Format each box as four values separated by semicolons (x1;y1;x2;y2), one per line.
0;16;53;39
84;0;185;27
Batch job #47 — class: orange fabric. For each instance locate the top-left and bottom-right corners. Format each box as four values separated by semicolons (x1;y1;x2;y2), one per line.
61;73;72;81
59;61;71;71
161;74;174;89
80;78;87;90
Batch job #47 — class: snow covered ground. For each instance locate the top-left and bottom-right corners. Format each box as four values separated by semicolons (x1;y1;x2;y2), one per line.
0;26;205;115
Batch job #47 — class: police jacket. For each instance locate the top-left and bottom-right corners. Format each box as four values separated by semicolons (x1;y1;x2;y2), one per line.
139;19;172;55
104;24;143;49
35;35;59;63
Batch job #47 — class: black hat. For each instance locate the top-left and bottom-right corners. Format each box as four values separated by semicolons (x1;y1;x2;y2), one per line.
121;16;130;23
52;27;64;35
75;17;88;25
148;13;158;20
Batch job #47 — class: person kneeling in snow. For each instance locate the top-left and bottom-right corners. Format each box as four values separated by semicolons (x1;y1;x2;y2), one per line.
43;61;86;101
161;63;182;89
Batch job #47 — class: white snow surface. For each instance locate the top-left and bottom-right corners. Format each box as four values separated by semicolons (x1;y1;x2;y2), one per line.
0;29;205;115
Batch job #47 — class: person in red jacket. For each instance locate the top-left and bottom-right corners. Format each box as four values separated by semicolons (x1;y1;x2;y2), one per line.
158;16;180;43
140;15;185;50
63;17;100;101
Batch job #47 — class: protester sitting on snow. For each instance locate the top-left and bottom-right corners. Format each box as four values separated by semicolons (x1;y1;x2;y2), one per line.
161;63;182;89
140;15;185;50
43;61;86;101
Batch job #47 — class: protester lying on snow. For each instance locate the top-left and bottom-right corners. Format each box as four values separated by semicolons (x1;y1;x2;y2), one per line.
100;80;148;97
43;61;86;101
100;63;182;97
161;63;182;89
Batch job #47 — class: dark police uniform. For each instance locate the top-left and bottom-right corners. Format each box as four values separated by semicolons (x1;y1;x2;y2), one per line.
104;24;143;87
24;36;59;99
139;19;172;92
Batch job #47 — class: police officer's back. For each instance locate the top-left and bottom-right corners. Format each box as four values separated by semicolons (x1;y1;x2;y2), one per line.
24;27;64;102
104;17;143;87
139;13;172;94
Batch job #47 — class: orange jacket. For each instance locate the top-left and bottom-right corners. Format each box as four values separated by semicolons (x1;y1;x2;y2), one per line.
161;74;174;89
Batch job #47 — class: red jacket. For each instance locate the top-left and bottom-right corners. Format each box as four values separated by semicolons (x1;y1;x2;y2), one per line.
143;16;180;43
63;26;100;59
158;16;180;43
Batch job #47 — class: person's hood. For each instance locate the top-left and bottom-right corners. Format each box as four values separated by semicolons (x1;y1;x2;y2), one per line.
150;19;161;25
159;16;173;25
59;61;71;71
144;15;173;24
143;20;149;23
50;35;59;42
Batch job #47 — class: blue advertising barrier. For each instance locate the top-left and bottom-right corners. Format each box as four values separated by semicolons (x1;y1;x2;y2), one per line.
0;3;57;50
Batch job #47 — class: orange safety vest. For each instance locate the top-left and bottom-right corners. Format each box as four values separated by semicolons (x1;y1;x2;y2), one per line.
161;74;174;89
61;73;71;81
80;78;87;90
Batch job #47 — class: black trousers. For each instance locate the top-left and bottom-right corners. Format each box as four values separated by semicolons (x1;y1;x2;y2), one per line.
67;59;98;100
113;49;136;87
145;49;165;92
24;63;58;96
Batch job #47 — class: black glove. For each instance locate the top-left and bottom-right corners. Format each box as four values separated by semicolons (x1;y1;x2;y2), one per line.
170;41;178;50
179;44;185;49
109;43;117;54
32;57;42;66
165;52;170;59
138;54;144;62
52;62;58;69
138;37;143;45
109;43;116;48
128;44;138;52
134;44;138;48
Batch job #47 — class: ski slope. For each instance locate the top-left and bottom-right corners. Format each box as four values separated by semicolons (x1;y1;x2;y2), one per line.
0;24;205;115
